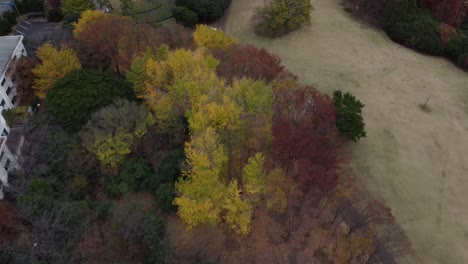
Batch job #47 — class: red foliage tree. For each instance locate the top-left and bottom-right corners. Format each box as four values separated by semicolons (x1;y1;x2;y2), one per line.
73;18;191;75
0;202;20;246
212;44;285;83
272;86;342;193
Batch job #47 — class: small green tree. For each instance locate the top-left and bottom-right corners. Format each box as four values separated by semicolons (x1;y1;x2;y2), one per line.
333;90;366;142
253;0;314;37
172;6;198;28
79;99;154;168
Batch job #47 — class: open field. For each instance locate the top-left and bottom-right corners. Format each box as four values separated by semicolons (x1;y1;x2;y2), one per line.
224;0;468;263
108;0;174;25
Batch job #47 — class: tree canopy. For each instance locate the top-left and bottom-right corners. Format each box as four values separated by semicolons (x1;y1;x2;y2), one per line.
79;99;154;168
32;44;81;99
45;69;135;132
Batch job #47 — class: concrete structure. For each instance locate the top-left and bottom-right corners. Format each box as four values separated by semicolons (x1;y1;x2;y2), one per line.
0;35;26;193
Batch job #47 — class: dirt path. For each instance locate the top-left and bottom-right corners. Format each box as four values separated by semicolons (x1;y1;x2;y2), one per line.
223;0;468;263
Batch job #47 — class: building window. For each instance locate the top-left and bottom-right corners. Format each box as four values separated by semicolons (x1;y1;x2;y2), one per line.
2;129;8;136
0;151;4;162
4;159;10;171
11;96;17;105
11;77;15;83
6;86;11;95
0;100;4;107
22;49;24;54
1;79;4;86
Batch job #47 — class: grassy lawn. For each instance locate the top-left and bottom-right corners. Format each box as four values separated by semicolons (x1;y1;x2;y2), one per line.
224;0;468;263
108;0;175;25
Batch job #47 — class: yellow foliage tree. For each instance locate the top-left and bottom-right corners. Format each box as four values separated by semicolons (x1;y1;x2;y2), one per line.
193;25;238;49
174;127;227;228
32;44;81;99
73;10;109;36
222;180;252;235
242;153;266;204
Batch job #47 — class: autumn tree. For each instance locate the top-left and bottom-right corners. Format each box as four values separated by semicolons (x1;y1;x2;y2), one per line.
174;127;227;228
193;24;237;49
45;69;135;131
253;0;314;37
61;0;96;15
32;43;81;99
242;153;266;203
212;44;285;83
0;202;20;246
326;233;375;263
79;99;154;168
6;56;39;102
265;168;295;214
272;87;341;193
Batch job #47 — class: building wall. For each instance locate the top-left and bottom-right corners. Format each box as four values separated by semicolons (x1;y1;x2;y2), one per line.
0;36;26;189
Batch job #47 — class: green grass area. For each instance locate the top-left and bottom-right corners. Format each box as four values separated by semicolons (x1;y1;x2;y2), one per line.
108;0;175;25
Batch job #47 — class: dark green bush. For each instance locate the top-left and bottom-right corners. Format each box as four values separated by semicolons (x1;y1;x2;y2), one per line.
0;18;11;35
103;157;154;198
172;6;198;28
14;0;43;13
45;69;135;132
155;183;176;212
46;9;63;22
385;9;443;55
2;11;17;27
176;0;231;22
333;90;366;142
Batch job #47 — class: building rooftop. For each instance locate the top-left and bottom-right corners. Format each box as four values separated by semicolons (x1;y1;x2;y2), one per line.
0;35;22;78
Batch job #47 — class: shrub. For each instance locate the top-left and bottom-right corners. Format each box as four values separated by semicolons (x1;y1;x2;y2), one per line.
46;9;63;22
2;107;29;128
386;10;443;55
333;90;366;142
176;0;231;22
2;11;17;27
14;0;43;13
45;69;135;132
0;18;11;35
172;6;198;28
103;157;155;198
253;0;314;38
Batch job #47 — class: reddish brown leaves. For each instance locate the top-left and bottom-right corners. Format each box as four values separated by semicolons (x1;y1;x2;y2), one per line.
272;86;342;193
212;44;285;83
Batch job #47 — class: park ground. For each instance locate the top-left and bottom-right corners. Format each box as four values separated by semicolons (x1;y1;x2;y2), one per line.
223;0;468;263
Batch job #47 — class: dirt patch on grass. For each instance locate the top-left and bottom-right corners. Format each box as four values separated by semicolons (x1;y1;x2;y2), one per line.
224;0;468;263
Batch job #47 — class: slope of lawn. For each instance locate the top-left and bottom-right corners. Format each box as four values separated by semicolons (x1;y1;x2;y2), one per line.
224;0;468;263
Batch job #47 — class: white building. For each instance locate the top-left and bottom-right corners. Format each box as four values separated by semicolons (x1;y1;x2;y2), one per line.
0;35;26;192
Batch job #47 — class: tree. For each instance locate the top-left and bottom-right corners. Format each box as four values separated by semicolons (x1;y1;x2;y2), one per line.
212;44;285;83
72;10;108;36
333;90;366;142
79;99;154;168
61;0;96;15
326;233;375;263
174;128;227;228
45;69;135;132
253;0;314;37
172;6;198;28
193;25;237;49
7;57;40;102
32;43;81;99
272;87;341;193
175;0;231;22
265;168;295;214
242;153;266;203
103;157;154;198
222;180;252;235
